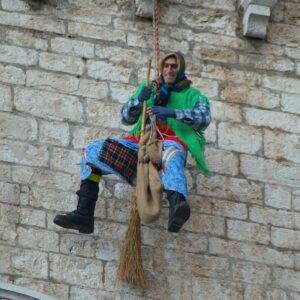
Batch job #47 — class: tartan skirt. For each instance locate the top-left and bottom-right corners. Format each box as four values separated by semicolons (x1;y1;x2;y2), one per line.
81;138;188;197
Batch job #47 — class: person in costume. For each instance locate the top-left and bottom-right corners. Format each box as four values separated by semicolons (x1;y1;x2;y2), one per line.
54;52;211;234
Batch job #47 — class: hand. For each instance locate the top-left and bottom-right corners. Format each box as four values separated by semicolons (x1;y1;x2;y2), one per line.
138;86;152;102
147;106;176;118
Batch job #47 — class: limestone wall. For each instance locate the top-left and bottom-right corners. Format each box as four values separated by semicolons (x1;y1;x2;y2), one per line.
0;0;300;299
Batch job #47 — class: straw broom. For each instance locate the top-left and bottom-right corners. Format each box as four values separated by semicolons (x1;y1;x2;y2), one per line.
117;57;152;288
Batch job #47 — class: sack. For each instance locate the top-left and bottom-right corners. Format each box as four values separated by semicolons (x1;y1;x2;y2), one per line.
136;130;163;224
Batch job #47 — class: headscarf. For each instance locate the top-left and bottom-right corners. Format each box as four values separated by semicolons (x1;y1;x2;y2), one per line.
155;52;192;106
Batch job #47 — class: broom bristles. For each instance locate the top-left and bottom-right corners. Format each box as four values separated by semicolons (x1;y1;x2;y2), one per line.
117;193;146;288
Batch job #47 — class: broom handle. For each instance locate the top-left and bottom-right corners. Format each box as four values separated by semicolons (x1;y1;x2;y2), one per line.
141;57;152;137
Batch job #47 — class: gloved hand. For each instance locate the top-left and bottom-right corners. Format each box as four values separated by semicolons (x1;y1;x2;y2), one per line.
147;106;176;118
138;86;152;102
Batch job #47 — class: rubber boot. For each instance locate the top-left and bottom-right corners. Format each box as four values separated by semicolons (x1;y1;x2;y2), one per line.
53;179;99;234
167;190;190;233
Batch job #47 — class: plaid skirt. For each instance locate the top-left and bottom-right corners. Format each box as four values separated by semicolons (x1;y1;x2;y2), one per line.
81;138;188;197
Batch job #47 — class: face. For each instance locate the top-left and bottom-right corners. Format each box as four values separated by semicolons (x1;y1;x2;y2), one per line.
162;57;179;83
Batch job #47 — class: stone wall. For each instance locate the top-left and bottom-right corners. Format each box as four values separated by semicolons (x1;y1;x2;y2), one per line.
0;0;300;299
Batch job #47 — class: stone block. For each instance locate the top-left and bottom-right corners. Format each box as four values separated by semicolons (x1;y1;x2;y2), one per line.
49;253;103;288
0;139;49;167
70;287;119;300
189;77;219;99
19;208;46;228
232;261;271;284
76;78;109;99
14;278;69;300
281;93;300;115
68;22;126;43
12;166;77;191
249;205;295;228
11;248;49;279
95;239;121;261
269;23;300;46
196;174;263;205
209;237;294;267
72;125;123;150
182;8;237;36
192;277;243;300
0;63;25;86
29;187;77;212
209;198;248;219
239;53;293;71
264;129;300;164
0;44;38;66
220;84;280;109
273;267;300;292
87;60;131;83
39;52;85;75
0;11;65;34
241;154;300;187
202;64;261;86
17;227;59;252
86;99;125;129
0;182;20;205
26;70;79;94
185;213;225;236
95;46;146;68
210;100;242;122
39;120;70;147
293;191;300;211
14;87;84;122
245;107;300;134
62;7;112;26
5;30;48;50
244;285;288;300
205;147;239;176
265;184;291;209
60;234;95;258
50;147;81;174
0;84;12;112
0;112;38;141
188;254;230;278
218;122;262;154
51;37;94;58
109;82;136;103
227;219;270;244
1;0;30;11
193;45;237;63
127;32;189;54
263;75;300;94
0;163;11;181
271;227;300;250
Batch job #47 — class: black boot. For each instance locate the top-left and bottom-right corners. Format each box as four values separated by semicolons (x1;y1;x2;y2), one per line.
53;179;99;234
167;190;190;233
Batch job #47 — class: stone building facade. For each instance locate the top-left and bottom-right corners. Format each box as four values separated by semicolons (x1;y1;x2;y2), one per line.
0;0;300;299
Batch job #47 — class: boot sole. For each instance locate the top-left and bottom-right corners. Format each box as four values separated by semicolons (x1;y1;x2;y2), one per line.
53;216;94;234
168;203;191;233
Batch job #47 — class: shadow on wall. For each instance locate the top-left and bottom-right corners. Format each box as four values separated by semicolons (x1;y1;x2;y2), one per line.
25;0;60;10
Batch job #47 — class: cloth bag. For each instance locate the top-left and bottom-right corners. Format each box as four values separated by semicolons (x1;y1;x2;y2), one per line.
136;129;163;224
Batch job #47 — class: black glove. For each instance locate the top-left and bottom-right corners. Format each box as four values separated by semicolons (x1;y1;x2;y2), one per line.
138;86;152;102
147;106;176;118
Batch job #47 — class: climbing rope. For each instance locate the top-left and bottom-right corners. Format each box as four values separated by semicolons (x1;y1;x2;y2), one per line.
153;0;160;81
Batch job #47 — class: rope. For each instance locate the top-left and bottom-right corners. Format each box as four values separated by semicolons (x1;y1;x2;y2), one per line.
153;0;160;81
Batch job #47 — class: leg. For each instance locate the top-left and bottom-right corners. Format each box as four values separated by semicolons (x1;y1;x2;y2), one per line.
53;168;101;234
166;190;190;233
160;141;189;232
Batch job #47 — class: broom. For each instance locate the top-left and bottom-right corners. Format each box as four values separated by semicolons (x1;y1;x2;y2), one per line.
117;57;152;288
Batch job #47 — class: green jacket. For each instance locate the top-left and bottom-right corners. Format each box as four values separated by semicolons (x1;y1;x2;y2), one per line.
128;82;211;175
